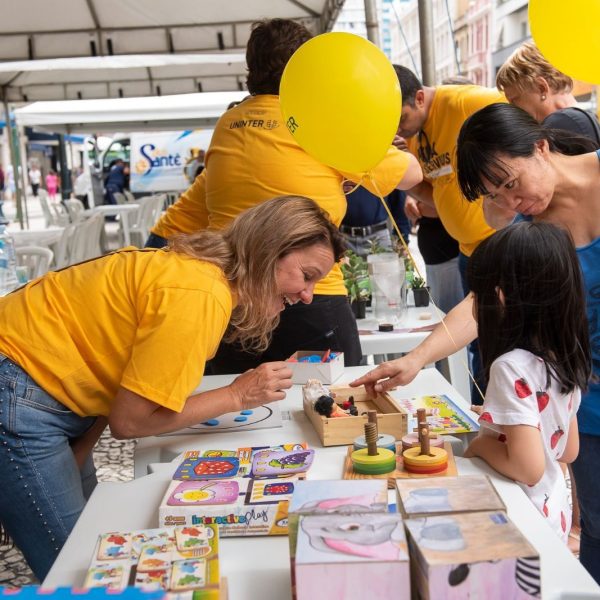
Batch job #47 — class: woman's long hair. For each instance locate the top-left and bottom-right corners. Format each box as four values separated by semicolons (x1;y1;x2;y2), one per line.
467;222;591;393
169;195;346;352
457;103;598;202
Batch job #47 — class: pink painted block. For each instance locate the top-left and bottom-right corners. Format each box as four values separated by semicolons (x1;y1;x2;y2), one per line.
294;513;410;600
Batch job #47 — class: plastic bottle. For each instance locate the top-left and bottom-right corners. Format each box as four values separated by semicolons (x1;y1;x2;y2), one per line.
0;225;18;294
367;253;407;324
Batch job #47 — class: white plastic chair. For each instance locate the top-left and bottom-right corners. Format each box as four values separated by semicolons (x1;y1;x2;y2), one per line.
65;212;105;265
63;198;88;223
15;245;54;280
128;195;166;247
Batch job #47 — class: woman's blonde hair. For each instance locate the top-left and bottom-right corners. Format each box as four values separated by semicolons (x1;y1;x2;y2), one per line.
496;42;573;95
169;195;346;352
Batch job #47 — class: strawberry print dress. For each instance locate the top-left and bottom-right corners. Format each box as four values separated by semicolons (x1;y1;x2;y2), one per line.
479;348;581;543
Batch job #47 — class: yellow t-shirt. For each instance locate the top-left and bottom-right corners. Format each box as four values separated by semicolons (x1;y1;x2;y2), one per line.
408;85;505;256
0;249;233;417
152;94;411;295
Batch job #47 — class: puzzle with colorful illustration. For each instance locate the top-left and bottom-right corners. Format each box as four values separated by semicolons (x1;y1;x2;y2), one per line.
83;525;221;599
396;394;479;435
160;444;314;537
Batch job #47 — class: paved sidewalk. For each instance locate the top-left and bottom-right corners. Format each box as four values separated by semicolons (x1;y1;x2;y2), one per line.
0;432;136;587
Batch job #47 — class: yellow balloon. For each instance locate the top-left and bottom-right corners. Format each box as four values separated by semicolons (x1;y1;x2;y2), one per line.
279;32;401;173
530;0;600;84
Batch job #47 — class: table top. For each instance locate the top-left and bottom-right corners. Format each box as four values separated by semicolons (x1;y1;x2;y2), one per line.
44;367;599;598
8;225;64;246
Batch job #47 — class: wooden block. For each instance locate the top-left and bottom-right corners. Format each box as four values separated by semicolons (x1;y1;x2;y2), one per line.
295;513;410;600
303;384;408;447
404;511;540;599
395;475;506;519
342;442;457;489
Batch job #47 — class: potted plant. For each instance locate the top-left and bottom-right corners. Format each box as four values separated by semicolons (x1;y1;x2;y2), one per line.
341;250;371;318
411;275;430;307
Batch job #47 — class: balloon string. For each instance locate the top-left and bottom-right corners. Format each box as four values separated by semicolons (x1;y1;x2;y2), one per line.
364;171;484;403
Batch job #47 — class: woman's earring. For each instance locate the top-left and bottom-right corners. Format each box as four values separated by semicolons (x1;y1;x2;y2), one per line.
541;94;546;101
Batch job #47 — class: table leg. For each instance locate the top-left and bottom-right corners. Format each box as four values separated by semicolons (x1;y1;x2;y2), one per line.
121;213;131;246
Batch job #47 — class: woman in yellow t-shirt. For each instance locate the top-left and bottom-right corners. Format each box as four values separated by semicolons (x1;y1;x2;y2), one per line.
0;195;344;581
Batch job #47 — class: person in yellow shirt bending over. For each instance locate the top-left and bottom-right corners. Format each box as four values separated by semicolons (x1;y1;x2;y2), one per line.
146;18;422;373
0;195;345;582
393;65;504;401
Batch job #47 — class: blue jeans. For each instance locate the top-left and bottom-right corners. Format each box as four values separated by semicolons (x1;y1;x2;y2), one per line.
0;355;97;581
571;433;600;584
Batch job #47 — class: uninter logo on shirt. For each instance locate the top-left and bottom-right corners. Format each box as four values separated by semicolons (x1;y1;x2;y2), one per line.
229;119;279;130
417;135;453;179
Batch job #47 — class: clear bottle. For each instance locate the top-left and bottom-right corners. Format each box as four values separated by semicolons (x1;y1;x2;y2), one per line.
0;225;18;294
367;253;407;324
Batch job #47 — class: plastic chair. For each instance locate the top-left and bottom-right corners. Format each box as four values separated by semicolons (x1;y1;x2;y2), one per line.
128;195;166;247
15;245;54;280
66;212;105;265
63;198;88;223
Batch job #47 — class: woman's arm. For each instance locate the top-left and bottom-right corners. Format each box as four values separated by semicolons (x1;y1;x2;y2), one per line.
464;424;545;486
70;417;108;469
558;417;579;464
108;361;292;439
351;294;477;395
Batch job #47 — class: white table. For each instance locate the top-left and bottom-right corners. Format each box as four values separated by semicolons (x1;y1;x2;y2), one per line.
92;204;139;246
8;226;65;248
358;306;471;401
44;367;599;599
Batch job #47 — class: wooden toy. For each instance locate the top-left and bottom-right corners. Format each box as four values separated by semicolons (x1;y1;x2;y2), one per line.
303;381;408;446
0;590;166;600
84;525;222;598
342;440;457;489
395;475;506;519
160;444;312;537
351;422;397;475
404;511;540;599
353;433;396;452
402;418;449;474
287;479;389;599
294;513;410;600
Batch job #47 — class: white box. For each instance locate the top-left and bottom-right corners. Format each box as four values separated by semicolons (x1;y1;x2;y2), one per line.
287;351;344;384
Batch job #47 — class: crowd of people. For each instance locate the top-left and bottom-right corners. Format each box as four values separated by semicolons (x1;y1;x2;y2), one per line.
0;16;598;588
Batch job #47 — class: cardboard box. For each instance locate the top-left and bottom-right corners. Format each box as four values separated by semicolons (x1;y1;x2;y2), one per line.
303;383;409;446
84;525;222;599
287;350;344;384
295;513;410;600
404;511;540;599
159;445;313;537
395;475;506;519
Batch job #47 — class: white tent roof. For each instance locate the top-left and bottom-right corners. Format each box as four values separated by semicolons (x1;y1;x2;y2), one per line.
14;90;248;133
0;0;343;101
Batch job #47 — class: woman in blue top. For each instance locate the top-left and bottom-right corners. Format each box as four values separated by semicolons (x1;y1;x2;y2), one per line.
353;102;600;583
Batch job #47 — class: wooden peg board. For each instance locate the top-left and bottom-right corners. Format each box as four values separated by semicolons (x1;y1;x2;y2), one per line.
342;442;457;489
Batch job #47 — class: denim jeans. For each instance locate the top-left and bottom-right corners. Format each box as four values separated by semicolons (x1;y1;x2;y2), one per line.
0;354;97;581
571;433;600;584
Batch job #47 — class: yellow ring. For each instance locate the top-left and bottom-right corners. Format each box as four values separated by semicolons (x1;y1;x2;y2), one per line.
402;446;448;466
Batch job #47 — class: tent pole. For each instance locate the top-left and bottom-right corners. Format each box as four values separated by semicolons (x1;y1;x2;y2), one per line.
2;88;25;229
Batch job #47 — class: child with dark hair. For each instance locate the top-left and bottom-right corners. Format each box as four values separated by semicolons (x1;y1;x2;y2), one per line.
464;222;591;543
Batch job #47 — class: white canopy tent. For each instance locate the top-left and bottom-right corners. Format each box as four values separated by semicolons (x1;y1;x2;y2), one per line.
0;0;343;102
14;90;249;133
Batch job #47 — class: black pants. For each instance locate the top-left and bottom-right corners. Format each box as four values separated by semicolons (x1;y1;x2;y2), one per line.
206;295;362;375
31;183;39;197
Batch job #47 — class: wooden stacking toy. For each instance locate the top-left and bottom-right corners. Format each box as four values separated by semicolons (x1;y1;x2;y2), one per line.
353;410;397;452
402;410;448;474
351;415;397;475
401;408;444;452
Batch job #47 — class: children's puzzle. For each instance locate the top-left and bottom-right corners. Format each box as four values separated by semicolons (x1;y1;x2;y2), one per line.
157;403;283;436
84;525;221;599
160;444;314;537
396;394;479;434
